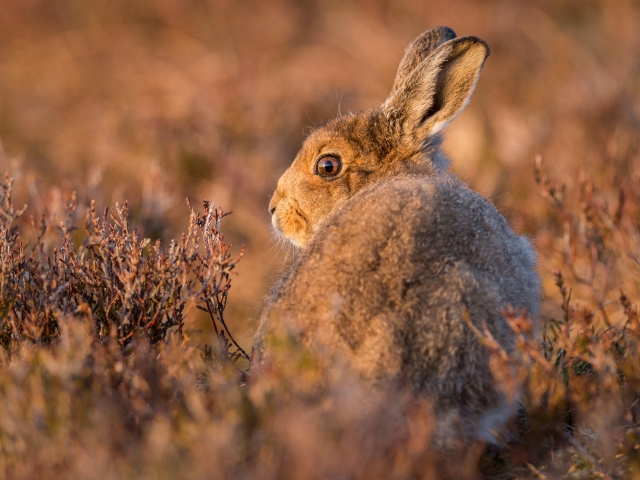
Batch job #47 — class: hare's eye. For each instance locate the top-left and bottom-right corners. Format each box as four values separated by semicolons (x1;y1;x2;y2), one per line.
315;155;342;177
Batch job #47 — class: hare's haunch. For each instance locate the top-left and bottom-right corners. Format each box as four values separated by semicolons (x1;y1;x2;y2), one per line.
255;26;540;445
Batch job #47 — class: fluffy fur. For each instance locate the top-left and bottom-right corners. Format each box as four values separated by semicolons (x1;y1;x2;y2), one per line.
255;26;541;445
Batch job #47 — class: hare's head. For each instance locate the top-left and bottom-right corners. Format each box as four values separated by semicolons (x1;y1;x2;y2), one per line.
270;26;489;247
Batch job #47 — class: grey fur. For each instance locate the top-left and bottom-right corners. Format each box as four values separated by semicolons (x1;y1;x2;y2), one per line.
255;27;540;445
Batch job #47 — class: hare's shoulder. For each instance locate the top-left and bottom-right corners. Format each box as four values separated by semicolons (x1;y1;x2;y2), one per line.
310;175;512;255
298;175;536;289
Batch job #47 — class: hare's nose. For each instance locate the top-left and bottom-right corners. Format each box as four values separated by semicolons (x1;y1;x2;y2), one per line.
268;191;282;215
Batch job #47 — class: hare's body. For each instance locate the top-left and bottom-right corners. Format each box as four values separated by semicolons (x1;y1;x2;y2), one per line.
255;175;538;441
254;26;540;444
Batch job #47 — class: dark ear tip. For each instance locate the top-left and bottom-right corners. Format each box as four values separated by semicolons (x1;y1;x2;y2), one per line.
432;26;457;40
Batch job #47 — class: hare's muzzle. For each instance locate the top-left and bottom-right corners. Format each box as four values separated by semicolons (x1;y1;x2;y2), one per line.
268;190;310;248
269;191;281;218
269;190;283;231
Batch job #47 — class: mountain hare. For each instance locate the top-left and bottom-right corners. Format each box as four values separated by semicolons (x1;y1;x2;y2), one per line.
254;26;540;444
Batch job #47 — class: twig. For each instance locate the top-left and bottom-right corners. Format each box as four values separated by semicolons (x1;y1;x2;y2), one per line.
213;295;250;361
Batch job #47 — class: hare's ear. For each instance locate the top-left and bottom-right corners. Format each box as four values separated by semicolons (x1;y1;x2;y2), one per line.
388;26;457;98
383;36;489;146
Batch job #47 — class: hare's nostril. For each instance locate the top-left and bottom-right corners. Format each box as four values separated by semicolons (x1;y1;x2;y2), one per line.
269;189;284;215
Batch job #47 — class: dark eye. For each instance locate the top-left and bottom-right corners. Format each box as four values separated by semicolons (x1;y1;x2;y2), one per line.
315;155;342;177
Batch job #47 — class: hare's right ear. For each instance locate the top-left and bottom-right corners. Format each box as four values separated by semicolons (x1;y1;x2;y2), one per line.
382;36;489;148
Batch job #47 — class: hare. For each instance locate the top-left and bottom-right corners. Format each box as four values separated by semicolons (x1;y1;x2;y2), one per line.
254;26;540;445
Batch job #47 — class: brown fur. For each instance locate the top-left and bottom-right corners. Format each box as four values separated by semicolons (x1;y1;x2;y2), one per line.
257;26;540;446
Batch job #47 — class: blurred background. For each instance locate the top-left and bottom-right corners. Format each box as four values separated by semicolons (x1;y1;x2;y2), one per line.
0;0;638;349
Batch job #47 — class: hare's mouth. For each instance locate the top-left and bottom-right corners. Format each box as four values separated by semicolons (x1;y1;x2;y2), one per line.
271;202;311;248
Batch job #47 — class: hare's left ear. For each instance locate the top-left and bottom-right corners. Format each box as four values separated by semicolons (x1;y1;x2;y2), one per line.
382;36;489;146
388;26;457;98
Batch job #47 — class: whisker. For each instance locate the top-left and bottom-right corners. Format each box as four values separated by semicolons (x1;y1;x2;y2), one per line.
306;115;317;128
336;91;344;117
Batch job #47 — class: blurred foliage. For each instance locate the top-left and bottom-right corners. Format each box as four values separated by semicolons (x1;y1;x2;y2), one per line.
0;0;639;478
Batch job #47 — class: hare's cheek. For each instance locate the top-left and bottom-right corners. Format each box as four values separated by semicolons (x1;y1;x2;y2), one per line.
284;216;308;244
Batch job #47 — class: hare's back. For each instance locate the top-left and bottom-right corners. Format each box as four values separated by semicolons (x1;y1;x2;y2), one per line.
307;175;538;308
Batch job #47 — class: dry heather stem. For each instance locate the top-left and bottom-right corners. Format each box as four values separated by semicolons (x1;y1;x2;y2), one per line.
0;174;247;375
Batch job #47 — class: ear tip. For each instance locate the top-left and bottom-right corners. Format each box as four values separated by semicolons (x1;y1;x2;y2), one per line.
412;26;457;48
470;37;491;58
431;25;457;40
449;36;491;61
